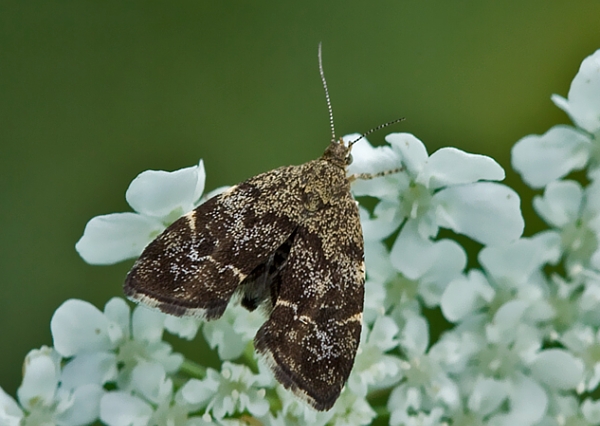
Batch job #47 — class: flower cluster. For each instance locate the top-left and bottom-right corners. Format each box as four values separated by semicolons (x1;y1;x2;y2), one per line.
2;48;600;425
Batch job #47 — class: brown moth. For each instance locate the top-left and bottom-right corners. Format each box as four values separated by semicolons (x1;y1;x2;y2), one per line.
124;45;401;411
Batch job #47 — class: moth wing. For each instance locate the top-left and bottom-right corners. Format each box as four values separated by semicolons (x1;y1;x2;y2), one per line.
124;171;298;320
254;197;365;411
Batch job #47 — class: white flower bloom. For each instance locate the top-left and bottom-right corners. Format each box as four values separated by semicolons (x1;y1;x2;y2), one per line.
76;160;208;264
394;314;461;412
390;220;466;308
201;304;264;360
348;133;523;245
178;362;269;420
347;316;403;397
560;325;600;392
13;346;104;426
324;389;376;426
100;361;204;426
512;49;600;187
532;179;600;274
269;385;334;426
362;239;397;323
51;298;184;392
387;385;445;426
441;236;556;324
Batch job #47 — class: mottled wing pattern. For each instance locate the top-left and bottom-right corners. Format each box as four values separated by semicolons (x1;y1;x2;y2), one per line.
254;194;365;411
124;168;298;320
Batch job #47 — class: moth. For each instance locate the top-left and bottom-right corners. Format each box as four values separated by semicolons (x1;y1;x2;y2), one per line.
124;45;401;411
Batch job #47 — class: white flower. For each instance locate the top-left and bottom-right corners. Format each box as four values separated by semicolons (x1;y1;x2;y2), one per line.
441;236;556;323
390;220;466;308
76;160;208;264
387;386;445;426
394;314;461;412
349;132;523;246
323;389;376;426
100;361;202;426
512;49;600;188
177;362;270;420
532;179;600;274
14;346;104;426
201;304;264;360
268;386;334;426
51;298;185;386
347;316;403;397
560;325;600;392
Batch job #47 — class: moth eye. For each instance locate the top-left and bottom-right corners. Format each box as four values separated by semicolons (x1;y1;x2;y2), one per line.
346;154;353;165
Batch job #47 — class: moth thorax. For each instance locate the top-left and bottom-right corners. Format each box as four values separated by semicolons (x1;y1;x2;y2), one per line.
322;139;351;169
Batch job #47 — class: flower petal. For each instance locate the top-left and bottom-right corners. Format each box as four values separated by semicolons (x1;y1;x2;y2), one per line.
530;349;584;390
103;298;130;342
55;384;104;426
131;305;165;345
386;133;429;177
479;238;548;285
76;213;164;265
434;182;524;245
399;315;429;356
389;221;430;279
360;203;403;242
131;362;172;404
551;49;600;133
344;134;401;176
441;270;494;322
468;377;507;416
507;374;547;424
511;125;591;189
126;163;203;218
164;315;201;340
60;352;117;389
532;180;582;227
0;386;23;426
51;299;114;357
17;347;60;409
421;148;504;189
100;392;153;426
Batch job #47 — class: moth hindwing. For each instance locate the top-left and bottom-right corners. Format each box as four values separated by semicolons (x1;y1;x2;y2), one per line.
124;138;365;411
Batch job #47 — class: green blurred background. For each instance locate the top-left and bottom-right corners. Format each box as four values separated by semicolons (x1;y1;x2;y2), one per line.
1;0;600;396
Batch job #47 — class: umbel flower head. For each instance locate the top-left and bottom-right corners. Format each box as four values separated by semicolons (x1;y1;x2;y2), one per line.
3;48;600;426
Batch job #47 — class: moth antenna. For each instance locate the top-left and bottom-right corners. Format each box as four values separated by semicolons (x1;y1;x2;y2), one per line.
348;117;406;147
318;43;337;144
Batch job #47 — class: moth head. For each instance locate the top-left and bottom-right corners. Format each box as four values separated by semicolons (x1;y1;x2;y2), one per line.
322;137;352;169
